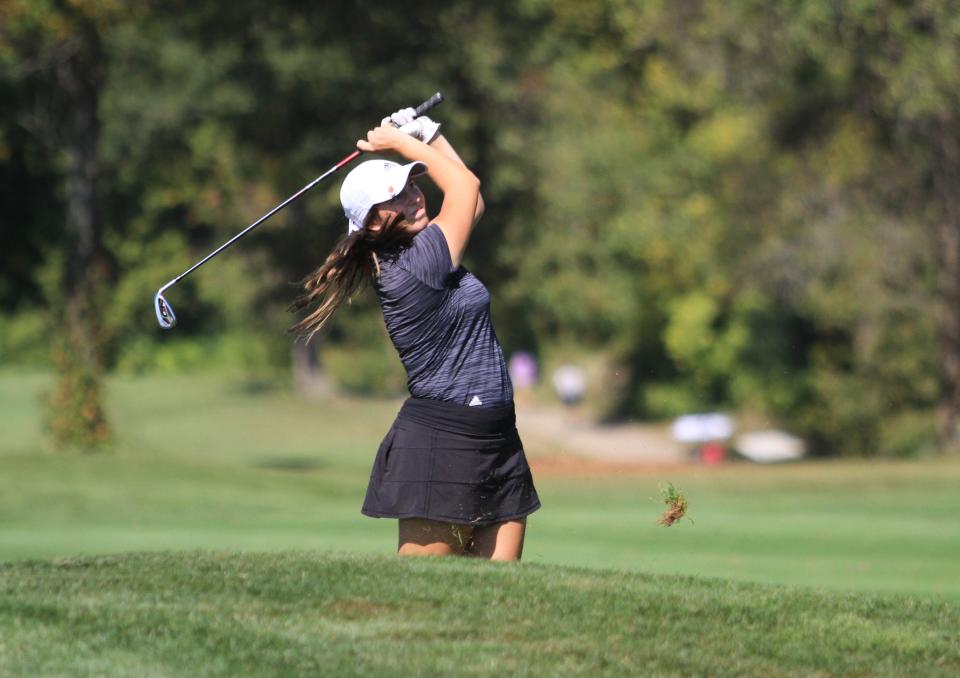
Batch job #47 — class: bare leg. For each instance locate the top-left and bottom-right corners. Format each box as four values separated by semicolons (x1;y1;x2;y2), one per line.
398;518;474;557
466;518;526;561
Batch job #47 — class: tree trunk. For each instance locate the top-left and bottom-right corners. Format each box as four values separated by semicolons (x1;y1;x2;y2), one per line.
287;199;332;399
292;338;332;400
48;22;110;449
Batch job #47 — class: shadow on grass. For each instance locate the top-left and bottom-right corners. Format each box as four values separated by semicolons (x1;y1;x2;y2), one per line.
252;456;325;472
233;377;285;395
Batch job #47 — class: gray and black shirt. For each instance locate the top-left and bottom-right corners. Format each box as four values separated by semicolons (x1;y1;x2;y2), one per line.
373;224;513;408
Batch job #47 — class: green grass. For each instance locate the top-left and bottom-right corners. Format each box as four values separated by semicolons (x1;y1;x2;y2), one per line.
2;371;960;602
2;551;958;676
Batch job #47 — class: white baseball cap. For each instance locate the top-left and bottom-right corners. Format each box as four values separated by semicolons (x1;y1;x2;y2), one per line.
340;159;428;234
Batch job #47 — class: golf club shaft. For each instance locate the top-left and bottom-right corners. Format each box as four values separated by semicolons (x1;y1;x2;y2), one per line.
163;92;444;288
166;150;361;287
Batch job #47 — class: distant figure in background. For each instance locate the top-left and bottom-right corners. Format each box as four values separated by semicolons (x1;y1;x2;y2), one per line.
552;364;586;421
508;351;538;408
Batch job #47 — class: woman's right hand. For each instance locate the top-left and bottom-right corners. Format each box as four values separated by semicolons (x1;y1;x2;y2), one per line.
357;124;416;154
382;108;442;144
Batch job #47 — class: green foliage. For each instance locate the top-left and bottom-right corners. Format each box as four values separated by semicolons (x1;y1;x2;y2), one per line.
501;0;951;454
321;343;407;397
0;309;51;367
114;333;280;375
319;291;406;397
664;292;749;399
642;382;708;419
2;0;958;455
878;410;940;459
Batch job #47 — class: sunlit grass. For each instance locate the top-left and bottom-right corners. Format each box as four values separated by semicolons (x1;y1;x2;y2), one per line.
2;371;960;601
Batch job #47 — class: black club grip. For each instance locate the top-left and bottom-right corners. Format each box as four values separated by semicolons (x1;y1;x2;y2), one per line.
413;92;444;118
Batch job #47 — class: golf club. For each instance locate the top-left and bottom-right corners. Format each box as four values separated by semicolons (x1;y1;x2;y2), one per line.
154;92;445;329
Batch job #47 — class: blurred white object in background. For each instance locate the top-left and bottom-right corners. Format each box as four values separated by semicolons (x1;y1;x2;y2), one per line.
735;430;806;463
671;413;734;444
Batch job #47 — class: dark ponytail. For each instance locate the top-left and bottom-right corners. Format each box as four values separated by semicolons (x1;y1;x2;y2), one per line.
288;217;411;343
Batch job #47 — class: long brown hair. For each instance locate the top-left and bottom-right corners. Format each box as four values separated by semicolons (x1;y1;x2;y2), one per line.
288;213;411;343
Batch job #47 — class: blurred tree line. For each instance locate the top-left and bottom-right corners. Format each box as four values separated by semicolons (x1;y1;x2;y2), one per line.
1;0;957;456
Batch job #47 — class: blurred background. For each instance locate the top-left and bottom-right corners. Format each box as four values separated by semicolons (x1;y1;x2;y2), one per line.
1;1;959;596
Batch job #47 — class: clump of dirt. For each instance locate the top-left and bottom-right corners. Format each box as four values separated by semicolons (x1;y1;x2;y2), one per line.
657;482;689;527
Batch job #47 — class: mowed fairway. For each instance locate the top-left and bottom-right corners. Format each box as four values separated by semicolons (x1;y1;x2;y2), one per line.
2;372;960;602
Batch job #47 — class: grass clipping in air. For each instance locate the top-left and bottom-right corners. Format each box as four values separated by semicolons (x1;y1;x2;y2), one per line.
657;482;690;527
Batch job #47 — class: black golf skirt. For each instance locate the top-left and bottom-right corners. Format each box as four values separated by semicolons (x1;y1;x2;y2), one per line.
362;397;541;526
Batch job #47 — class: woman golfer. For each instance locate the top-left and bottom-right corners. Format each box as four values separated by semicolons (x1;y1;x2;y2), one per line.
291;109;540;560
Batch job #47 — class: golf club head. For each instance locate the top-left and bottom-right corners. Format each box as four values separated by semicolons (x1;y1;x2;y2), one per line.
154;292;177;329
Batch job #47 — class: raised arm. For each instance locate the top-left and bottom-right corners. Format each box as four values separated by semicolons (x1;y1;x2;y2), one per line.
427;134;485;226
358;125;480;267
380;107;485;228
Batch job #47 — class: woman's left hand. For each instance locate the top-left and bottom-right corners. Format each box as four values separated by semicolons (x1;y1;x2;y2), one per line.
357;124;415;153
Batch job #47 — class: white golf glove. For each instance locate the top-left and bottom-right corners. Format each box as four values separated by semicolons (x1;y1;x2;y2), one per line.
381;107;441;144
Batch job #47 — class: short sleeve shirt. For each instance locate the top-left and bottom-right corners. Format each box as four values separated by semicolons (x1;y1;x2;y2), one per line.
373;224;513;407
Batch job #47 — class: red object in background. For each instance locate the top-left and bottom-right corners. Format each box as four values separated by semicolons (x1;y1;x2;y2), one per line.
700;441;727;465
